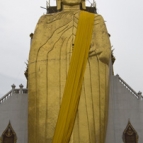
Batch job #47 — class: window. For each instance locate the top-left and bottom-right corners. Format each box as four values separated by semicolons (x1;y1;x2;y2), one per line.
123;120;138;143
1;122;17;143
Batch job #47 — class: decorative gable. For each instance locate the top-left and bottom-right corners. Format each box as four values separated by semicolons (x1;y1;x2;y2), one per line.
123;120;138;143
1;121;17;143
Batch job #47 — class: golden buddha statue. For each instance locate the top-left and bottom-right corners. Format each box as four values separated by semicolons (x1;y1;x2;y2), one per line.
28;0;111;143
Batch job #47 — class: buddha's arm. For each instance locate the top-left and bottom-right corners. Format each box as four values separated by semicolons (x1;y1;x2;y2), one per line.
89;14;111;65
29;15;73;63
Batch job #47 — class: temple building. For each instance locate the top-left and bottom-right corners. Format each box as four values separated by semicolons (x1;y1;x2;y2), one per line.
0;72;142;143
0;2;143;143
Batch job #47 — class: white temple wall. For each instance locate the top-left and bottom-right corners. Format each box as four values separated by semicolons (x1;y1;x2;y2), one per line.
0;88;28;143
106;74;143;143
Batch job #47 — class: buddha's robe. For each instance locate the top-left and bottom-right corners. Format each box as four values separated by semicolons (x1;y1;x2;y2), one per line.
28;10;111;143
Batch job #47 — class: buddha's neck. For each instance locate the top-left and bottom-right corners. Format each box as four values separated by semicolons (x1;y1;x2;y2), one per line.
62;4;80;11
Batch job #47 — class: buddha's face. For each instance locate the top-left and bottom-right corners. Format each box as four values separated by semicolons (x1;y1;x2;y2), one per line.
62;0;82;5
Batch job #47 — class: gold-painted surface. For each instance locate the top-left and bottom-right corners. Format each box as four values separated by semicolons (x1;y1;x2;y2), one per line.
28;10;111;143
52;11;94;143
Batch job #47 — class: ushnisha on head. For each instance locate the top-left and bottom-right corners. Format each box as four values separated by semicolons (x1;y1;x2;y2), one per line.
56;0;86;10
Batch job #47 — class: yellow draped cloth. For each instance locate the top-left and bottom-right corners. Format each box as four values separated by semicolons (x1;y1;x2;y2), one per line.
52;11;94;143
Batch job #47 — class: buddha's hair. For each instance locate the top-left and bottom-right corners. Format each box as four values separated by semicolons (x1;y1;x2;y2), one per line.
56;0;86;10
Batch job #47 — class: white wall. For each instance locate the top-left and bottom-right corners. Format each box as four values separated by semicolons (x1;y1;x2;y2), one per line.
106;74;143;143
0;90;28;143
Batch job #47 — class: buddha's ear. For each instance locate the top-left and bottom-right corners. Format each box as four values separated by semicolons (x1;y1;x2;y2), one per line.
82;0;86;9
57;0;62;10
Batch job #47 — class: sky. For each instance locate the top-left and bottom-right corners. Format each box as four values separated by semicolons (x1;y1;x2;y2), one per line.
0;0;143;97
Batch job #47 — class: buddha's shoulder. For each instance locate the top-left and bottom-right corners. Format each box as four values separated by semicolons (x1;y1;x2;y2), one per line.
37;11;80;24
94;14;105;22
36;11;105;26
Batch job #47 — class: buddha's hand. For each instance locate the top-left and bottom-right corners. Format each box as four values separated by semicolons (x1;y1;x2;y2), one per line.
96;48;111;65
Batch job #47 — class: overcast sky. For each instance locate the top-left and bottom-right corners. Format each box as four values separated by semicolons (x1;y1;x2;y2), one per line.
0;0;143;97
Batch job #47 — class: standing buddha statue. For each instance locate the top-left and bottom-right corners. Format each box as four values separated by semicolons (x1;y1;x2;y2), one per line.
28;0;111;143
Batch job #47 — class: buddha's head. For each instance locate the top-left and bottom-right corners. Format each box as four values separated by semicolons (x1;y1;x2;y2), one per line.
57;0;86;10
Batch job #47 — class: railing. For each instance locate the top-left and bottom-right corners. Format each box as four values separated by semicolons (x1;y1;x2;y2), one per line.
0;90;13;104
0;84;28;104
116;74;142;100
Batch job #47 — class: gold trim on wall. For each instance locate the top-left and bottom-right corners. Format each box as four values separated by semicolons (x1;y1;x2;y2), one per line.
122;120;138;143
1;121;17;143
